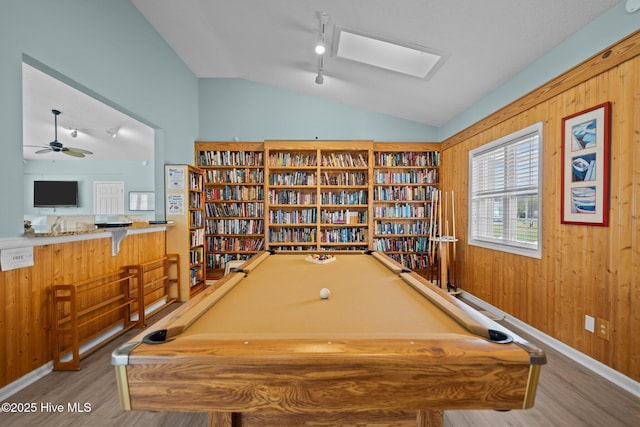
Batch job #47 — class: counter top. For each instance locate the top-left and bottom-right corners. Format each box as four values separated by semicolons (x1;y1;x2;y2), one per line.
27;222;170;238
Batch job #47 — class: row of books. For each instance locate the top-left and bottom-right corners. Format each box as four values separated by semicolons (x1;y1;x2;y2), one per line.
205;168;264;184
189;210;204;228
321;228;368;243
189;171;204;191
320;190;368;205
386;253;432;270
205;201;264;218
206;237;265;252
269;208;317;224
317;246;364;251
269;152;318;167
189;247;204;266
205;219;264;234
373;237;431;252
268;190;316;205
373;186;437;202
205;186;264;201
374;220;432;235
268;245;315;251
320;209;366;224
375;152;440;167
190;228;205;247
189;192;203;209
268;171;317;186
190;265;203;286
320;152;368;168
372;204;430;218
374;169;438;184
268;228;316;243
321;171;368;186
198;150;264;167
206;253;253;269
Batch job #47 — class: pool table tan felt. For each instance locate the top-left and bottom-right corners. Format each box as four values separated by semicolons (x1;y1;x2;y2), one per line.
113;251;545;427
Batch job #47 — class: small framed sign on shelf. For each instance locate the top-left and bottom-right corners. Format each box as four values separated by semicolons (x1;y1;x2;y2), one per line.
560;102;611;226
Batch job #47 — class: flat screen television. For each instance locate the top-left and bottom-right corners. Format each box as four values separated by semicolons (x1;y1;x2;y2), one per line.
33;180;79;207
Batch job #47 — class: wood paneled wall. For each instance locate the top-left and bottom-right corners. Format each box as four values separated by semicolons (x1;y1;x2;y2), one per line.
0;230;166;388
441;31;640;382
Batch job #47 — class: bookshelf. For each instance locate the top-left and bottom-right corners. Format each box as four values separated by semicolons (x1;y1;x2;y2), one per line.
265;142;319;251
372;143;440;277
264;141;373;252
318;146;371;251
194;141;440;278
165;165;206;300
195;142;265;279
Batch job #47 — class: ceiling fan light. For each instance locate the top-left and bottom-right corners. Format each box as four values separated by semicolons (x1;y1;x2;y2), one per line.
315;43;325;55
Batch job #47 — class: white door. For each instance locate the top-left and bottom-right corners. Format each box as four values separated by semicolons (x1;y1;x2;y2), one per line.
94;181;125;214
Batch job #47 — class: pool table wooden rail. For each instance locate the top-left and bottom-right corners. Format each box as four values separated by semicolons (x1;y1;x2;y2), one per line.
112;251;545;427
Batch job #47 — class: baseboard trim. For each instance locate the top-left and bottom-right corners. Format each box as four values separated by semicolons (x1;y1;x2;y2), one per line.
461;291;640;398
0;299;170;401
0;362;53;402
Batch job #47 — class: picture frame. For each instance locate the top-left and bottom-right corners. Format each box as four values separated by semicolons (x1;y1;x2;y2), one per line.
129;191;155;211
561;102;611;226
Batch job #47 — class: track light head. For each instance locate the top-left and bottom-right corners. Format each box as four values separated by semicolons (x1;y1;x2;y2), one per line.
106;127;119;138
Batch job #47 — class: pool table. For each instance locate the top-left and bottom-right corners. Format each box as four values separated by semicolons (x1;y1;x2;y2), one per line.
112;251;545;427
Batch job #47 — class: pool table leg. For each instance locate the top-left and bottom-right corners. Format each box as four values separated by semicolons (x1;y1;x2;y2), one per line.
417;409;443;427
208;412;233;427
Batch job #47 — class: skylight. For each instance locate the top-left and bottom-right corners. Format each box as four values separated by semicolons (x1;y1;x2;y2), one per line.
335;28;445;79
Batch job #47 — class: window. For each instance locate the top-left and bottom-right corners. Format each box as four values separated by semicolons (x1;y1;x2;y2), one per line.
468;122;542;258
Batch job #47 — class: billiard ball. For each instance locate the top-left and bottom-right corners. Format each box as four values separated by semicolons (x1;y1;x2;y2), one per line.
319;288;331;299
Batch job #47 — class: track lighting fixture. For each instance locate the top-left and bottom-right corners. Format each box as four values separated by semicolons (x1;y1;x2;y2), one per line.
315;53;325;85
314;12;329;55
106;127;119;138
314;12;329;84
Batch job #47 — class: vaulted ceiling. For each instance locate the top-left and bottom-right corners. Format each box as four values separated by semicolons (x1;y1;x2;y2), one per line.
23;1;621;161
133;0;619;126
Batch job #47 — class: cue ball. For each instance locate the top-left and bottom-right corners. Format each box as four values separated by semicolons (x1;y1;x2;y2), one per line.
319;288;331;299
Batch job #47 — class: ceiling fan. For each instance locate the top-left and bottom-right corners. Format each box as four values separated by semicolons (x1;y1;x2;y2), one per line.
30;109;94;158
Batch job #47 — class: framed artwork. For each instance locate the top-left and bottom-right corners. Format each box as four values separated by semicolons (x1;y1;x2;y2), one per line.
561;102;611;226
129;191;155;211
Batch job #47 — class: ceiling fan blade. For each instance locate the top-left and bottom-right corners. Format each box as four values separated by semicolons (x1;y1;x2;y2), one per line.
69;147;93;154
61;148;86;158
35;148;53;154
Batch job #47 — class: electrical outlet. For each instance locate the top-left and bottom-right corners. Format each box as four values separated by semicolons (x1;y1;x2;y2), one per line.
585;315;595;333
596;318;610;341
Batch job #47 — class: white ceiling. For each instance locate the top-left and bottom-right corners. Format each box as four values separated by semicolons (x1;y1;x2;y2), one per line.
22;1;621;162
132;0;619;127
22;64;154;161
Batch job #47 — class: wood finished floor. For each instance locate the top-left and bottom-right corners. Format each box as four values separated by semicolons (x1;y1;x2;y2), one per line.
1;303;638;427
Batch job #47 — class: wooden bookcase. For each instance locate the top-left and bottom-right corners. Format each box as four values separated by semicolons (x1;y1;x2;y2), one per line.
195;141;440;278
165;165;206;299
264;141;373;253
195;142;265;280
372;143;440;277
